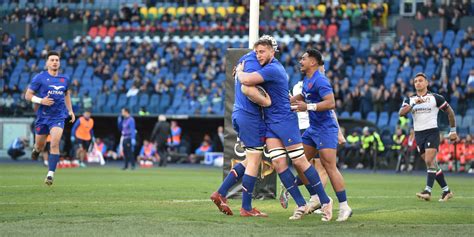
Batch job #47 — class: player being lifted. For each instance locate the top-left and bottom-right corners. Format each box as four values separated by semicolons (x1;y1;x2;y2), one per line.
236;38;333;221
210;40;271;217
399;72;456;202
25;51;75;186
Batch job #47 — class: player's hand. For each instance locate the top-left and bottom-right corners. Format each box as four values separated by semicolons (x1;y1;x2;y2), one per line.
41;95;54;106
338;130;347;145
293;100;307;112
235;61;245;75
69;111;75;123
448;132;458;142
232;66;237;78
414;96;424;104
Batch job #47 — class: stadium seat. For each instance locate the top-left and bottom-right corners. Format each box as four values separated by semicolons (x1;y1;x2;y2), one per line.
367;111;377;124
158;93;171;113
461;115;473;128
352;112;361;120
340;111;350;119
377;112;389;127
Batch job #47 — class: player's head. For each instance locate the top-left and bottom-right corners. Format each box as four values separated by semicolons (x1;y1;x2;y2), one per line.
413;72;428;92
121;107;130;117
143;139;149;145
254;36;276;66
83;110;91;119
299;48;324;74
46;51;60;71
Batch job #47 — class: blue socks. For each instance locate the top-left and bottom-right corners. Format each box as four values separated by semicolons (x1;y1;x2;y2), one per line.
295;176;317;196
303;166;330;204
279;168;306;207
218;163;245;196
241;174;257;211
336;190;347;203
48;153;60;172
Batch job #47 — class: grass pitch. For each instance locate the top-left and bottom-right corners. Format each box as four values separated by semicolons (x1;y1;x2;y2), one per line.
0;164;472;237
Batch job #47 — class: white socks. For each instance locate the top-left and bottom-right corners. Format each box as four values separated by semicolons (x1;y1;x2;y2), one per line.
339;201;350;209
47;171;54;177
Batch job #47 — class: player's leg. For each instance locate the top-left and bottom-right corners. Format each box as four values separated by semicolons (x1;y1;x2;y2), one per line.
288;143;332;221
122;138;132;170
32;134;48;160
240;85;271;107
427;132;453;201
267;138;308;220
240;148;268;217
319;148;352;221
45;126;63;186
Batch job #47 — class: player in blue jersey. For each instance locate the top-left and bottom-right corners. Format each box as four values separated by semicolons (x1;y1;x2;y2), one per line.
291;48;352;221
236;38;333;221
25;51;75;186
211;48;271;217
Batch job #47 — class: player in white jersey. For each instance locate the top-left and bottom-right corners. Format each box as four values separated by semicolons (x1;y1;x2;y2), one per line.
399;73;457;202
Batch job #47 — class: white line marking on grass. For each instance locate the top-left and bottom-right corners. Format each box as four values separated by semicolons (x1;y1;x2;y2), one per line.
1;196;474;206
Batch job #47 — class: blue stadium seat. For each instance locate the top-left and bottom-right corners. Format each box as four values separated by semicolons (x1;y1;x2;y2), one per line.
340;111;350;119
366;111;377;124
433;31;443;45
443;30;455;48
127;95;138;113
389;112;399;128
94;94;107;113
352;112;361;120
461;115;473;128
377;112;389;127
158;93;170;113
149;94;161;113
138;94;149;108
115;94;128;113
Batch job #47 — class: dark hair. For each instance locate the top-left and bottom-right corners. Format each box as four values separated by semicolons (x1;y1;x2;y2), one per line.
122;107;130;113
46;51;60;60
414;72;427;80
306;48;324;66
253;39;273;49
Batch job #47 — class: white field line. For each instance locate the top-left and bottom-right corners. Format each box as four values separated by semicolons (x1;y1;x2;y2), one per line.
1;196;473;205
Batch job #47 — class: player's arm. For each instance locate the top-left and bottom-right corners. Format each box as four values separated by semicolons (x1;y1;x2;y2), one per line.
435;94;458;141
331;110;347;145
235;61;264;86
130;118;137;146
290;94;304;104
25;88;54;106
237;72;264;86
65;90;75;123
70;119;80;142
294;93;335;112
399;96;414;116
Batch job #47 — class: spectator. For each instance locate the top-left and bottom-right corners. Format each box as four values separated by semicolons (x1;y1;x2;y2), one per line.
189;134;213;164
167;120;182;149
138;139;158;168
212;126;224;152
82;93;92;112
8;137;28;160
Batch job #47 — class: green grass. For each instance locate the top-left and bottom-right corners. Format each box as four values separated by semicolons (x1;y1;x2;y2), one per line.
0;164;472;237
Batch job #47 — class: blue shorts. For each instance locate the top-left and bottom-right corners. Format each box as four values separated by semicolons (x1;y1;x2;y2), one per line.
265;118;302;147
35;117;65;135
302;127;338;150
232;110;266;148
